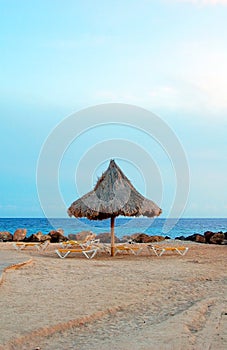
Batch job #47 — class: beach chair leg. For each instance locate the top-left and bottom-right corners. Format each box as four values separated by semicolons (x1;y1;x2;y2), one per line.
13;243;25;250
83;251;90;259
175;247;188;256
13;243;20;250
130;249;137;255
55;250;70;258
40;241;50;251
135;247;143;255
114;249;119;256
183;247;189;255
83;249;97;259
151;246;161;256
104;245;111;254
158;249;166;256
91;249;98;258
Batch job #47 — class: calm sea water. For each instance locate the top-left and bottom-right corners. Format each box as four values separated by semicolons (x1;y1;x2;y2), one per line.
0;217;226;239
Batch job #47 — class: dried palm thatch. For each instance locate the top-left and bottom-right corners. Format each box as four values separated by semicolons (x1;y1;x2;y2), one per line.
68;160;162;256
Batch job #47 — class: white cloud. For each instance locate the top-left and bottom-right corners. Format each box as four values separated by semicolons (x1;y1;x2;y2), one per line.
91;75;227;123
177;41;227;114
89;34;227;121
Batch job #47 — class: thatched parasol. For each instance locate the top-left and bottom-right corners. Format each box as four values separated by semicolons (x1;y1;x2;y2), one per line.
67;160;162;256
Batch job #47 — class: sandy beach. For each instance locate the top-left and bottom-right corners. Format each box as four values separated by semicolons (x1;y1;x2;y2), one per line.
0;241;226;350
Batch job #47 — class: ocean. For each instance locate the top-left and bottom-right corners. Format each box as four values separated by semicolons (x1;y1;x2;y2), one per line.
0;217;226;239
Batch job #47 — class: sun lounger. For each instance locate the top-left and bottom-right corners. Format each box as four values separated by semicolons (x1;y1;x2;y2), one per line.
60;238;100;248
60;240;85;248
13;241;49;251
148;245;189;256
55;246;98;259
60;234;100;248
113;244;144;256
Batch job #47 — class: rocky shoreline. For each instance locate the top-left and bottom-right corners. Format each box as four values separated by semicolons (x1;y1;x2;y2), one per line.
0;228;226;245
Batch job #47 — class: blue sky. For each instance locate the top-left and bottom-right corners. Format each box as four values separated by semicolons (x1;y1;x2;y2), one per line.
1;0;227;218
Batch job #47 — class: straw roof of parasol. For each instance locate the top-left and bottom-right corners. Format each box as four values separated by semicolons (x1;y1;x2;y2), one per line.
67;159;162;255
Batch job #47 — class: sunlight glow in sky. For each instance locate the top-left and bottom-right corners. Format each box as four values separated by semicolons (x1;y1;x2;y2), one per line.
0;0;226;218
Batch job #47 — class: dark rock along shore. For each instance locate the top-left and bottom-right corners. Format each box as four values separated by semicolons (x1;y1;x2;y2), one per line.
0;229;226;245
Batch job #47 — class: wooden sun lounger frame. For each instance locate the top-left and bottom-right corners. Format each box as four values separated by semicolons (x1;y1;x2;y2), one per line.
55;246;98;259
148;245;189;256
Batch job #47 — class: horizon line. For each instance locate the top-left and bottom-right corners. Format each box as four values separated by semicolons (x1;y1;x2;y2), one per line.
1;217;226;220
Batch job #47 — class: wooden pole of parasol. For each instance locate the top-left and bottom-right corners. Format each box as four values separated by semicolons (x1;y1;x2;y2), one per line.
110;216;115;257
